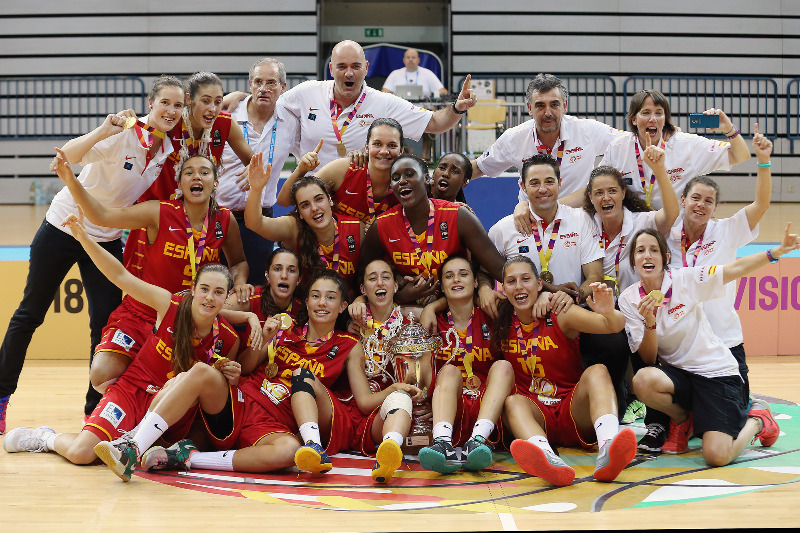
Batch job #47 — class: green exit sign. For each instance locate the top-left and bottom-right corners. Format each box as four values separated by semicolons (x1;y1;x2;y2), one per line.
364;28;384;38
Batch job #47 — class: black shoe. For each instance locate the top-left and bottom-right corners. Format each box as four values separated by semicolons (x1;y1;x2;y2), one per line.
637;423;667;452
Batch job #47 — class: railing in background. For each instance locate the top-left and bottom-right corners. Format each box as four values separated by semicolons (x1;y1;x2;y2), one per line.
217;75;314;94
787;78;799;152
0;76;147;139
622;76;778;139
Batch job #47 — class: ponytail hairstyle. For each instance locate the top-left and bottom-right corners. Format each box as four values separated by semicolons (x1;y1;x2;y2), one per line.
176;71;224;177
177;154;220;213
491;255;539;354
303;268;350;331
289;176;334;278
260;247;303;318
171;263;233;375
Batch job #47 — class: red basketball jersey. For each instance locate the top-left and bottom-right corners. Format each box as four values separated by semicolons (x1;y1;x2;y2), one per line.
433;307;498;387
333;165;398;225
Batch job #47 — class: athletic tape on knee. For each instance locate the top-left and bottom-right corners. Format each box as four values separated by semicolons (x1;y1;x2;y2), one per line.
379;390;413;421
290;368;317;398
93;378;118;394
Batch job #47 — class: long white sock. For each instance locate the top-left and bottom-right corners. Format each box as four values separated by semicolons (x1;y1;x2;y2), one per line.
45;432;61;452
526;435;555;455
432;421;453;441
471;418;495;440
594;413;620;447
383;431;404;446
189;450;235;471
132;411;168;455
299;421;321;446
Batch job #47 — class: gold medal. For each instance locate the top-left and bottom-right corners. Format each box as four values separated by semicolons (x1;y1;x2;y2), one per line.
540;270;554;284
212;356;230;370
465;374;481;391
337;142;347;157
649;289;665;306
277;313;293;330
265;363;278;379
123;116;137;129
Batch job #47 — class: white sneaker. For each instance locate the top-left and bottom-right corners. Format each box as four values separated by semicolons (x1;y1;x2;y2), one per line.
3;426;55;453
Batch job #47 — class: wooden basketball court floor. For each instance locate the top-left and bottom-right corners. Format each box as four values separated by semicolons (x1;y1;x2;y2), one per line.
2;204;800;532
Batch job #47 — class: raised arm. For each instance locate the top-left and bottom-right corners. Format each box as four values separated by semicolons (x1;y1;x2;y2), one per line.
425;75;477;134
52;148;160;230
642;135;680;234
744;123;773;231
275;139;324;207
722;223;799;285
62;206;171;317
59;110;136;164
244;152;299;246
704;108;749;166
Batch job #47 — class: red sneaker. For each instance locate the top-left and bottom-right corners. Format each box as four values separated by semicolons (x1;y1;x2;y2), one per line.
510;439;575;487
748;399;779;447
593;428;637;482
661;413;693;454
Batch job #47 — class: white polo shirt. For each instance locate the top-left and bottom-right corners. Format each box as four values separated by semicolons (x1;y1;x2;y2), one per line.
382;66;444;98
619;266;740;379
666;210;758;348
278;80;433;167
489;203;603;286
216;97;300;211
46;117;174;242
592;208;658;294
599;131;731;210
476;114;625;203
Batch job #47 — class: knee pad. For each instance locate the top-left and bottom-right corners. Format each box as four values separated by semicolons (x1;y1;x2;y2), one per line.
379;390;413;421
290;368;317;398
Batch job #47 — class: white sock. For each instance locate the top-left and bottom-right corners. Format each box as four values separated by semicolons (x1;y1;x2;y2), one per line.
189;450;234;471
383;431;404;446
594;413;620;447
132;411;168;455
471;418;495;440
432;421;453;441
299;421;321;446
526;435;555;455
45;432;61;452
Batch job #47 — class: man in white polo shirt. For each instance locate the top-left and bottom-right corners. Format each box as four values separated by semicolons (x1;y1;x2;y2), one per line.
382;48;447;99
217;58;300;285
223;40;477;168
473;73;624;208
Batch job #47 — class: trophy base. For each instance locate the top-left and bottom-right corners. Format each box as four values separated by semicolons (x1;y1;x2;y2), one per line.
402;431;433;456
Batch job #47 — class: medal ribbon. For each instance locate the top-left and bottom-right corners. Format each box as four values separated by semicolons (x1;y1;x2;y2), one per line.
266;318;289;368
184;206;210;281
330;91;367;153
364;167;390;220
513;314;540;380
302;324;334;345
202;317;220;364
133;120;166;166
402;201;436;279
638;271;673;309
318;218;340;273
634;136;666;208
531;218;561;275
447;310;474;380
600;231;625;295
180;119;198;158
680;225;704;268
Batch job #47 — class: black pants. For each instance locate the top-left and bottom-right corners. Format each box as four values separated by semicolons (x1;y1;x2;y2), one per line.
579;330;632;419
225;208;274;286
0;220;122;414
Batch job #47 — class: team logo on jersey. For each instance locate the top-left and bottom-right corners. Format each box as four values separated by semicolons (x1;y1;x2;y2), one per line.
111;330;136;352
214;339;224;355
123;162;133;171
481;324;491;340
212;129;222;147
308;112;317;121
215;220;224;239
327;345;340;360
519;246;529;253
440;222;449;240
99;402;126;429
347;235;356;253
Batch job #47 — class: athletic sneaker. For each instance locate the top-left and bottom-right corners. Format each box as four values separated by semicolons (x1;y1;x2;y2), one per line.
661;413;694;454
593;428;637;482
748;399;779;447
462;435;493;471
621;400;646;425
3;426;54;453
294;441;332;474
94;436;140;482
0;395;9;434
141;439;197;471
418;437;461;475
510;439;575;487
637;423;667;452
372;439;404;483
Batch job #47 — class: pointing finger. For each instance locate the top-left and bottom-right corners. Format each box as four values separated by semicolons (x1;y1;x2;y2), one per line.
314;138;323;153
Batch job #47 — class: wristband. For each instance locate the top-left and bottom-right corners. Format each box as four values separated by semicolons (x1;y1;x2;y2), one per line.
451;101;467;115
645;323;656;331
758;161;772;168
766;249;779;263
725;127;740;139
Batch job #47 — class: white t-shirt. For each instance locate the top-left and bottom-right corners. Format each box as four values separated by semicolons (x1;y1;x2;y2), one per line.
278;80;433;167
592;208;658;294
476;114;625;203
46;117;174;242
489;203;603;286
216;97;300;211
599;131;731;210
382;66;444;98
666;209;758;347
619;266;740;379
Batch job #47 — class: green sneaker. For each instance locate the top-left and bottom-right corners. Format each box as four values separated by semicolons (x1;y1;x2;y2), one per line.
462;435;493;471
418;437;461;475
141;439;197;471
621;399;646;424
94;437;139;482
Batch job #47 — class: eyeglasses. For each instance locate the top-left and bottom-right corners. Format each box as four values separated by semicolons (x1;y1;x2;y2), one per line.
251;79;281;89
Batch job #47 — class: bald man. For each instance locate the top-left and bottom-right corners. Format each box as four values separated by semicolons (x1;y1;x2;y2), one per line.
223;40;476;167
382;48;448;99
